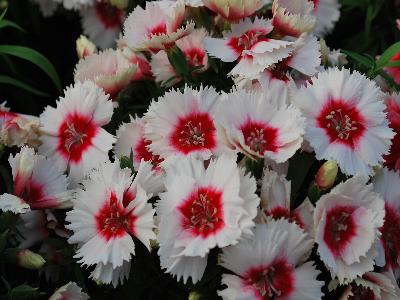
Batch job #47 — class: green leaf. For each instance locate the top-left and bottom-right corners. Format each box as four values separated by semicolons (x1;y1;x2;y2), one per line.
167;46;190;79
120;155;135;173
0;20;24;32
0;45;61;91
8;284;39;299
376;41;400;69
382;60;400;68
0;8;7;21
341;49;375;68
0;75;50;97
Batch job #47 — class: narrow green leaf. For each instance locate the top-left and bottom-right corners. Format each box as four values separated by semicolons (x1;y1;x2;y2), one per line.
376;41;400;69
167;46;190;79
382;60;400;68
0;45;61;91
0;20;24;32
341;49;374;68
0;75;50;97
0;8;7;21
8;284;39;299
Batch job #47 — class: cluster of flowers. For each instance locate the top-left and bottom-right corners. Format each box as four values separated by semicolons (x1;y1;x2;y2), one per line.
2;0;400;299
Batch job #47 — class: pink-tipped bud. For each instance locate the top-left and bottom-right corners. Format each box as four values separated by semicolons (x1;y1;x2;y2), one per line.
76;35;97;59
17;249;46;270
315;160;338;190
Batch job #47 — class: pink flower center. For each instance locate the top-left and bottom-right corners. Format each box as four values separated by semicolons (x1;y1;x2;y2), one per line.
134;137;164;171
58;113;98;164
170;112;217;154
265;206;304;229
148;23;167;37
312;0;320;10
228;29;269;55
185;48;206;68
240;120;279;155
380;204;400;268
245;260;295;299
179;186;224;238
95;2;124;29
317;100;366;149
323;205;356;257
96;192;136;241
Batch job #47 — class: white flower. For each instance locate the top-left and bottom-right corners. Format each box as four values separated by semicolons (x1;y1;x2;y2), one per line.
294;68;395;178
217;88;304;162
157;154;259;283
313;0;341;37
272;0;317;37
123;0;194;52
66;159;156;270
49;282;89;300
0;147;72;211
39;81;115;186
373;167;400;270
74;49;136;99
144;85;227;160
80;1;125;49
204;17;294;77
314;177;385;283
90;261;131;287
219;220;323;300
260;169;314;236
202;0;264;21
53;0;94;10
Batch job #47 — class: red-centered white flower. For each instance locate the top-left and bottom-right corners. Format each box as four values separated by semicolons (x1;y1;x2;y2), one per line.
219;220;323;300
150;50;182;87
260;169;314;236
74;49;136;99
157;154;259;283
123;0;194;52
115;116;164;174
39;81;115;185
80;1;125;49
49;282;89;300
202;0;264;21
144;85;226;160
373;168;400;271
385;51;400;85
314;177;385;283
330;270;400;300
312;0;341;37
176;28;209;73
121;48;152;81
90;261;131;287
0;147;72;212
384;93;400;171
76;35;97;59
294;68;395;178
272;0;317;37
0;102;40;147
204;17;294;77
66;159;156;269
217;88;304;162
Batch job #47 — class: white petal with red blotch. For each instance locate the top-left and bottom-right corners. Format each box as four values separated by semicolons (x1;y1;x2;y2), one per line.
90;261;130;287
294;68;394;178
0;194;30;214
314;0;341;37
114;116;143;164
293;198;315;237
150;50;181;87
144;85;225;159
218;274;261;300
39;81;115;185
314;177;385;283
49;282;89;300
131;159;164;197
203;37;241;62
373;167;400;210
287;33;321;76
217;89;304;162
260;168;291;211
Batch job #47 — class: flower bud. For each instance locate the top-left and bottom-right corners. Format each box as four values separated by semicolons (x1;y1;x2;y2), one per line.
315;160;338;190
109;0;128;9
188;291;201;300
76;35;97;59
17;249;46;270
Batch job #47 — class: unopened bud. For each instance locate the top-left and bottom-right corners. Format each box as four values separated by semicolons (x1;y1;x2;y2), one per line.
17;249;46;270
189;291;201;300
315;160;338;190
76;35;97;59
109;0;128;9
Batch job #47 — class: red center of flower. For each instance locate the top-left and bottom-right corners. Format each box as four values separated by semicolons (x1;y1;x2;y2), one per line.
170;111;217;154
179;186;224;238
96;192;136;241
317;99;366;149
148;23;167;37
380;204;400;268
95;2;124;28
244;259;295;299
240;120;279;155
185;48;206;68
312;0;320;10
57;113;98;164
269;57;291;82
265;206;304;229
323;205;357;257
228;29;269;56
134;137;164;171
